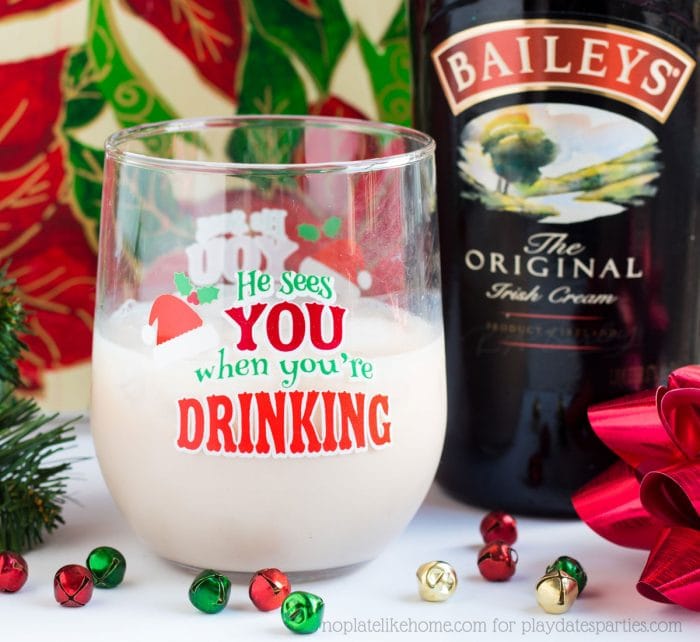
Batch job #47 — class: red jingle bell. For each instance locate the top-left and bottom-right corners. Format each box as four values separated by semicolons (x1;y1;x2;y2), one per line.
478;541;518;581
249;568;291;611
479;511;517;545
54;564;94;607
0;551;28;593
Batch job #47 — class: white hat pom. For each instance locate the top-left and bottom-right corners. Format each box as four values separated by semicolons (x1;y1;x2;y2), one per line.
357;270;372;290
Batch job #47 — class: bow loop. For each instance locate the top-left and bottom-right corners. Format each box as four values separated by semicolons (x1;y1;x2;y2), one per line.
667;365;700;390
587;390;677;470
573;460;665;549
658;387;700;460
637;527;700;612
640;462;700;529
574;366;700;611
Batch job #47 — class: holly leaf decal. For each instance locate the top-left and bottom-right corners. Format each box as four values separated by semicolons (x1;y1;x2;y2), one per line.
322;216;341;238
196;285;219;304
174;272;193;296
297;223;320;242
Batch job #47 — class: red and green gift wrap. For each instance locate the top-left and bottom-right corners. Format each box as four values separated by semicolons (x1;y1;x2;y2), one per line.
0;0;410;407
573;365;700;611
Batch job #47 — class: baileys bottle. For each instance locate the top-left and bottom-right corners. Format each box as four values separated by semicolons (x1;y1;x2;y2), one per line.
410;0;699;515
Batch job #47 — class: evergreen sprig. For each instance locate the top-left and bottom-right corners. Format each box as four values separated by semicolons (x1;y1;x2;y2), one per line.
0;266;76;552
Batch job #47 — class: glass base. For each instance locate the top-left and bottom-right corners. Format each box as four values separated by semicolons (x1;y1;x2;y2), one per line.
172;558;371;583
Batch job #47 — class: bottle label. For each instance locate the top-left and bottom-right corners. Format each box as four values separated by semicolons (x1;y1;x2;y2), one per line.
428;17;697;356
431;20;695;123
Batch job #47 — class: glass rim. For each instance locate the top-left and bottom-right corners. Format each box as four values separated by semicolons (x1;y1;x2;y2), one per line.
104;115;436;175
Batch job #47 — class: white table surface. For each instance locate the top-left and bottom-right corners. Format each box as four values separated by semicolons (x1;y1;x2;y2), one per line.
6;421;699;642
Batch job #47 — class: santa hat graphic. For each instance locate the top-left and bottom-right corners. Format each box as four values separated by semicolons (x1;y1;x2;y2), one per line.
142;294;218;364
299;239;372;301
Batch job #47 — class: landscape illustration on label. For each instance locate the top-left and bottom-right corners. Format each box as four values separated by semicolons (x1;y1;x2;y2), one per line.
458;103;661;223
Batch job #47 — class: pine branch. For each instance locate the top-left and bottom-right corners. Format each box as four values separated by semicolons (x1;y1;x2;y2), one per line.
0;266;77;552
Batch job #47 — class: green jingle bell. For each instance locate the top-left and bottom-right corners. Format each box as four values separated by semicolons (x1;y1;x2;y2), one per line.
86;546;126;589
545;556;587;594
281;591;325;634
188;569;231;614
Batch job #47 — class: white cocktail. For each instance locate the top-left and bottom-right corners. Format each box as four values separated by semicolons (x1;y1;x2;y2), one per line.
93;116;444;572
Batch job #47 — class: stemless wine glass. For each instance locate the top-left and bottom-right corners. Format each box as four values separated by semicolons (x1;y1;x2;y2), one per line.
91;116;445;573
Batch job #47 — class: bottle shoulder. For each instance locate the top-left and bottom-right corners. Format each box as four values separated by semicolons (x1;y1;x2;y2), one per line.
411;0;698;47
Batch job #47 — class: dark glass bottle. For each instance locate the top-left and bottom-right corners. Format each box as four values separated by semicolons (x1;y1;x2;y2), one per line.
411;0;699;515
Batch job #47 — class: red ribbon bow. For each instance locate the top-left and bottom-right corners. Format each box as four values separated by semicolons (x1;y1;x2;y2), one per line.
572;365;700;611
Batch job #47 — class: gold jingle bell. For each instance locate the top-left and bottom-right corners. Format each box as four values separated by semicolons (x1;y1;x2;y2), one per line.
535;568;579;614
416;561;458;602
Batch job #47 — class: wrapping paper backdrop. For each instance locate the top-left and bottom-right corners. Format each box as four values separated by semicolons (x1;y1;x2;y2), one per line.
0;0;410;410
